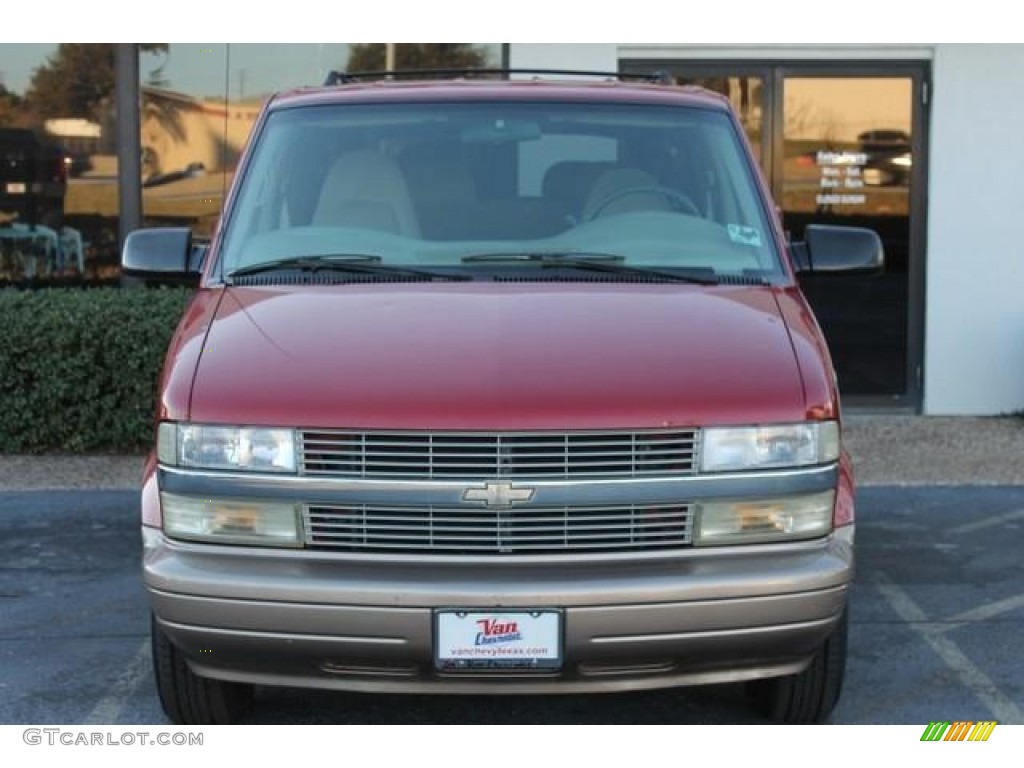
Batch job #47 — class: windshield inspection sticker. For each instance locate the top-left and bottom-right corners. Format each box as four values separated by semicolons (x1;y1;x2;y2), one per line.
727;224;763;247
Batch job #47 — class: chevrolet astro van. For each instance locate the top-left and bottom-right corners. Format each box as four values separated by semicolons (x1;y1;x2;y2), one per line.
123;69;883;725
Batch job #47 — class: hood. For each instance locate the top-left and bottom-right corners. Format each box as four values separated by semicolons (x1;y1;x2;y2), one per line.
187;283;812;430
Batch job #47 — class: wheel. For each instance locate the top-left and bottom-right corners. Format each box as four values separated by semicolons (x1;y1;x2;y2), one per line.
747;609;848;724
151;614;253;724
585;185;700;221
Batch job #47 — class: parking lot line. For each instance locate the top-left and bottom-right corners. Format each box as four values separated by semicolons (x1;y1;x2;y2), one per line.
939;593;1024;629
948;508;1024;535
82;640;150;725
875;575;1023;723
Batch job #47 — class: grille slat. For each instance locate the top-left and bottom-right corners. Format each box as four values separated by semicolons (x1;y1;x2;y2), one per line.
326;447;696;459
305;459;677;469
300;429;698;479
300;469;693;478
308;511;690;526
302;439;697;450
307;519;689;534
304;503;693;555
307;539;688;553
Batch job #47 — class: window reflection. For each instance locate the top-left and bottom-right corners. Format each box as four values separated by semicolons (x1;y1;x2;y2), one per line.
0;44;120;284
782;77;913;398
783;78;912;217
344;43;501;74
139;44;229;239
139;44;502;241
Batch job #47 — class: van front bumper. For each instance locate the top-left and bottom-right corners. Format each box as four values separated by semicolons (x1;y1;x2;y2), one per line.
144;524;853;694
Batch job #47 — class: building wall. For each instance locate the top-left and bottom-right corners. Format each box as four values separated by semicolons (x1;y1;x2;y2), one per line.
507;43;1024;416
925;44;1024;415
508;44;618;73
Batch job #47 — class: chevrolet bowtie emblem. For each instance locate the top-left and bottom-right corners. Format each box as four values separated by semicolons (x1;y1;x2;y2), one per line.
462;481;535;508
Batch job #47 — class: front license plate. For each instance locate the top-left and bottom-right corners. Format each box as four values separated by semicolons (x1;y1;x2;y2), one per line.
5;182;27;194
435;610;562;671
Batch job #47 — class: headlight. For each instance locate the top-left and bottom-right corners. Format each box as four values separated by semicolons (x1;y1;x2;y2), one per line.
158;422;296;473
700;421;839;473
161;493;301;547
695;491;834;546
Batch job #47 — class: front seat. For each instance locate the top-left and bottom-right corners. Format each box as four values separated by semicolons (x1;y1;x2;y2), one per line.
581;168;674;222
542;160;617;227
312;150;421;237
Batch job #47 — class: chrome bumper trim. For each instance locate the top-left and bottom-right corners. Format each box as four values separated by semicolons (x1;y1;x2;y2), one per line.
159;463;838;507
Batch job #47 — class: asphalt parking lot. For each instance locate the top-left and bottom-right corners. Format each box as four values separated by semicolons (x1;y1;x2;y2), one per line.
1;486;1022;725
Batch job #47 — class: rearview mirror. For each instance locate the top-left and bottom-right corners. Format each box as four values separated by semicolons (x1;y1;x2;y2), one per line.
122;227;204;284
461;118;542;144
792;224;884;275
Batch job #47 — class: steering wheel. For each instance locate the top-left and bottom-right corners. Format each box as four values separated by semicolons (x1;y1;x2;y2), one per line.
585;185;701;221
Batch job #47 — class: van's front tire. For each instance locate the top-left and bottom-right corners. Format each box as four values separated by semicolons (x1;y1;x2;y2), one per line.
151;614;253;725
747;609;848;724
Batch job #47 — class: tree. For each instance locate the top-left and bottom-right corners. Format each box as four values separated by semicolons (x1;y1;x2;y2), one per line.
25;44;167;122
0;85;33;128
24;44;116;121
346;44;487;74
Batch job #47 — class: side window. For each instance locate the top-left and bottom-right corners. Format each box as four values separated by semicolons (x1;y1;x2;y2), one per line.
518;135;617;197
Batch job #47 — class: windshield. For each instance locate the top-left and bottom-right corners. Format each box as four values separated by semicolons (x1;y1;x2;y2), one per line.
218;100;783;279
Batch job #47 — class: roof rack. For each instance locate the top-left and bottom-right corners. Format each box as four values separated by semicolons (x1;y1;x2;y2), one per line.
322;68;674;87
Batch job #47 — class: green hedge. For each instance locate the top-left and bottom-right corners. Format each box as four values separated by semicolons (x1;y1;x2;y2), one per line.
0;287;192;452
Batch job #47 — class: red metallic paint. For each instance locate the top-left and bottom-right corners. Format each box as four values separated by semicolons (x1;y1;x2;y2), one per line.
156;79;842;496
156;288;226;422
771;286;841;422
835;451;857;527
177;282;835;431
140;452;161;528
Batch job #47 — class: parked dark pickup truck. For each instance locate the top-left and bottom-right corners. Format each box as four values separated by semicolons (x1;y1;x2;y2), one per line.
0;128;68;229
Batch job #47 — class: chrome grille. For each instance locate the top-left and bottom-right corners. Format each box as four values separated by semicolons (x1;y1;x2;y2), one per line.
304;503;694;554
299;430;699;479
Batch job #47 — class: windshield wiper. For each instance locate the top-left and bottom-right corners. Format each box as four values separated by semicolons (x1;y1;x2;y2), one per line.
461;251;719;285
226;254;468;282
463;251;626;264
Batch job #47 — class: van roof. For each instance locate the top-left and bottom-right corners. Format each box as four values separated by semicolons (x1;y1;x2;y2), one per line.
270;76;731;113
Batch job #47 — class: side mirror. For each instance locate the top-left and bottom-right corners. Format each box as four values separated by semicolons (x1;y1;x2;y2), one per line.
792;224;884;275
122;227;204;282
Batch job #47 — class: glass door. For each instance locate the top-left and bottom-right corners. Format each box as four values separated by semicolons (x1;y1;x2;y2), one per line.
622;58;928;409
779;74;919;402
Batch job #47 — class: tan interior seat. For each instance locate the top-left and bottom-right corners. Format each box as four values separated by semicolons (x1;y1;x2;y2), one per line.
542;161;617;225
312;150;421;237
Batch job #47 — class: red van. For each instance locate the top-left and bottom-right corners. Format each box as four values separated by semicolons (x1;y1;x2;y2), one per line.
124;70;882;725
